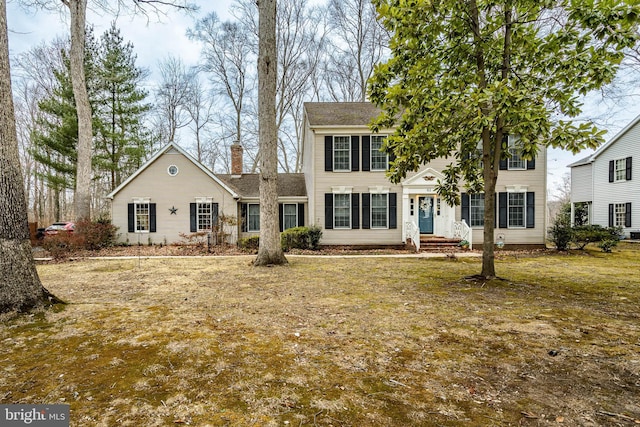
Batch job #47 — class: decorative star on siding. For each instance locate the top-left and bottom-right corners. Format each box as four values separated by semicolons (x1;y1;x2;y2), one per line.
169;206;178;215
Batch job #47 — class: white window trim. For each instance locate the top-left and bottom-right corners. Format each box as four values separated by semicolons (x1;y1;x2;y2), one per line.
133;198;151;234
195;199;215;232
333;193;351;230
507;135;526;170
469;193;484;228
370;193;389;229
333;135;351;172
247;203;260;232
614;158;627;182
167;165;179;176
614;203;626;227
507;192;526;229
370;135;389;171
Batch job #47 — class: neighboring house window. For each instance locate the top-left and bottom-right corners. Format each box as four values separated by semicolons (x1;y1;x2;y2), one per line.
334;194;351;229
333;136;351;171
609;157;632;182
615;203;626;227
508;192;526;228
370;135;388;171
508;136;526;170
371;193;388;228
135;202;150;232
248;204;260;232
283;204;297;230
469;194;484;227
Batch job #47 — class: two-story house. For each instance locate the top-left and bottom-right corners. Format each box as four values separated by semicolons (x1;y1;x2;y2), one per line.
302;102;547;249
107;102;547;249
569;114;639;238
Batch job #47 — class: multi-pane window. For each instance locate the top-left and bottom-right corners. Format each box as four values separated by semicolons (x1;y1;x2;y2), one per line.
248;204;260;232
333;136;351;171
334;194;351;228
135;203;150;232
469;194;485;227
283;204;297;230
615;159;627;182
371;193;388;228
371;135;388;171
197;202;213;231
615;203;626;227
508;193;526;228
508;136;526;170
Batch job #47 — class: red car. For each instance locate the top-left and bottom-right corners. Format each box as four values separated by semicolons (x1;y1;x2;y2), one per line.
44;222;75;236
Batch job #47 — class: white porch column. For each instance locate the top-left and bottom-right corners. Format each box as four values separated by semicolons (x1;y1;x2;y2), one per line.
402;193;410;243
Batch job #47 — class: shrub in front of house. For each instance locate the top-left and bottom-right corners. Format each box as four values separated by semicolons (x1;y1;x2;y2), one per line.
572;225;622;251
75;219;118;250
42;231;82;259
281;225;322;251
238;235;260;252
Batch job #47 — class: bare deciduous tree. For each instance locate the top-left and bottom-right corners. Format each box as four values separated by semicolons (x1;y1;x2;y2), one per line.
154;55;193;143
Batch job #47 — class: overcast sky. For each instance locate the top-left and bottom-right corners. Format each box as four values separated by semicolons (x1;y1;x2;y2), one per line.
5;0;639;196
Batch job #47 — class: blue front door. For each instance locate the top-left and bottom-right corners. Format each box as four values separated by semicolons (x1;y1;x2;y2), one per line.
418;196;434;234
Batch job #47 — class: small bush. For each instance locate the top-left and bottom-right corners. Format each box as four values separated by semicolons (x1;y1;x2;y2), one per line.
281;225;323;251
548;221;572;251
572;225;622;250
238;235;260;252
42;232;81;259
75;220;118;250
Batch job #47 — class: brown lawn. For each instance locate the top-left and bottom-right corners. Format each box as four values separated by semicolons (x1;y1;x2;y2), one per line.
1;244;640;426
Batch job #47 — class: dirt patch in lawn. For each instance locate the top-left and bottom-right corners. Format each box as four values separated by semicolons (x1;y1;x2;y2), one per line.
3;245;640;426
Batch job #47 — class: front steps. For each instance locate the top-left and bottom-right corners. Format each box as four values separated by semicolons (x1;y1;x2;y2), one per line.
418;235;463;252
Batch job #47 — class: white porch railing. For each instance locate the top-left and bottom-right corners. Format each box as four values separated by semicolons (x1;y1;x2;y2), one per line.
452;220;472;249
405;221;420;252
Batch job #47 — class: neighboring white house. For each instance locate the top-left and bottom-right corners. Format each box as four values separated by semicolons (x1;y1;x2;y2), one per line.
569;114;640;239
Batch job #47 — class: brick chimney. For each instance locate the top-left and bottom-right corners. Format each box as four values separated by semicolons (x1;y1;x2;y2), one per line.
231;144;243;177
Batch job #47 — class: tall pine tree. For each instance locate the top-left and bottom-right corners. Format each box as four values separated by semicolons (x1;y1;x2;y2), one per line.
93;23;151;192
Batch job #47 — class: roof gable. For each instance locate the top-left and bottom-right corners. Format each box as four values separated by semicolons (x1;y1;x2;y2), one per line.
569;113;640;168
106;143;239;199
402;167;446;187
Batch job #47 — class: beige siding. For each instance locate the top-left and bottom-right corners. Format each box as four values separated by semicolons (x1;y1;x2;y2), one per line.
309;128;547;246
111;151;238;244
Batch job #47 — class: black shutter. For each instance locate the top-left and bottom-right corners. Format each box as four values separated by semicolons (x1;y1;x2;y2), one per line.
325;136;333;172
527;157;536;170
626;157;632;181
351;135;359;171
241;203;248;232
352;193;360;229
499;159;507;170
389;193;397;229
149;203;157;233
127;203;135;232
626;202;632;227
498;192;508;228
609;204;614;227
609;160;615;182
325;194;333;229
213;203;219;227
461;193;470;225
361;193;370;229
279;203;284;232
526;192;535;228
362;135;371;171
298;203;305;227
190;203;197;232
494;193;497;228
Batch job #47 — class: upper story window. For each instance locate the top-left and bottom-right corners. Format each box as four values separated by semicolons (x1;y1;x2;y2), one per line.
333;136;351;171
615;158;627;182
167;165;179;176
370;135;388;171
507;136;526;170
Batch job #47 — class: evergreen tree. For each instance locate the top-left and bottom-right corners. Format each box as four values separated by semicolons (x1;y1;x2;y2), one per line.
93;23;151;191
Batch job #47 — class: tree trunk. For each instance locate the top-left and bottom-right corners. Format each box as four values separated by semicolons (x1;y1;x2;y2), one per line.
68;0;92;221
0;0;61;314
254;0;287;266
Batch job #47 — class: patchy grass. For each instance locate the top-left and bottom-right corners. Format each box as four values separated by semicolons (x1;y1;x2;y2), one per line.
2;245;640;426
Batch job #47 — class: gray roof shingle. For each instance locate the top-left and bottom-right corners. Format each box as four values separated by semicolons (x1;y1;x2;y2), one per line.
304;102;381;127
216;173;307;199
